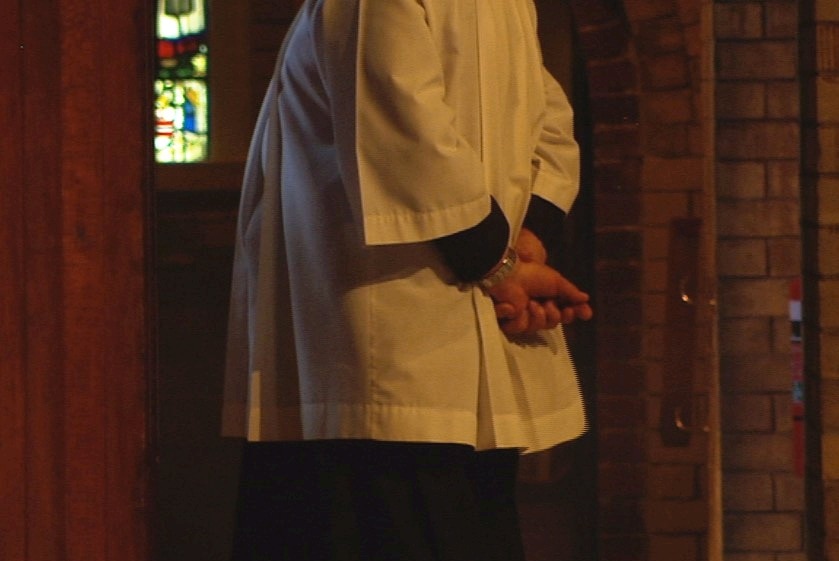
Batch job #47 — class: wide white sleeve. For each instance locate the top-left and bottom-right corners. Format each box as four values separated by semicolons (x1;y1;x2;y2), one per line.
350;0;489;245
531;67;580;214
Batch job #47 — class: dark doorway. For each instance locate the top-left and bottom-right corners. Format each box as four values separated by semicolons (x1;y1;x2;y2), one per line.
516;3;598;561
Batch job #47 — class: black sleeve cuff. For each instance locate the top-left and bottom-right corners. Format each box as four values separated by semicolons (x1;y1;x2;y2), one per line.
522;196;566;255
433;197;510;283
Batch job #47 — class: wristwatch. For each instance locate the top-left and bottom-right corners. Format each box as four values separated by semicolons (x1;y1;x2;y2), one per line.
478;247;518;290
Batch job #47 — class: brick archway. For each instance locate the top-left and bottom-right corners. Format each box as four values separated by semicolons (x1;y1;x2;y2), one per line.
566;1;712;557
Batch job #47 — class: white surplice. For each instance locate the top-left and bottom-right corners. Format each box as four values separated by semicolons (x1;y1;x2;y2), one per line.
223;0;585;453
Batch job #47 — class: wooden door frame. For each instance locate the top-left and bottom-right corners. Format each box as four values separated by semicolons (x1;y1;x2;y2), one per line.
0;1;154;560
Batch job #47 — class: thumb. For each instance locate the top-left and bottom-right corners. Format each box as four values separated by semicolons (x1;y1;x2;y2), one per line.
519;263;589;304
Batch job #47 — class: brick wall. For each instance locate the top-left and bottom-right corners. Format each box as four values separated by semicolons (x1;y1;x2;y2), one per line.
714;1;806;559
570;0;716;558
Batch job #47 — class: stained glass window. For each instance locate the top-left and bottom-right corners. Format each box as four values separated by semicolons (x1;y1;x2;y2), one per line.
155;0;209;163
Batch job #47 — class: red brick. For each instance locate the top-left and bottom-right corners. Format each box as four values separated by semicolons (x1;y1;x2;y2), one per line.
682;21;701;57
675;0;700;25
597;263;643;293
768;238;802;277
599;430;647;463
716;161;766;199
824;482;839;544
719;318;772;355
725;554;775;561
636;17;686;54
641;156;704;190
642;192;690;225
600;396;647;427
720;353;794;392
687;123;706;156
595;127;643;159
568;0;622;26
644;260;667;293
599;293;644;325
722;434;794;471
775;553;808;561
717;122;800;159
597;230;643;261
599;536;648;561
820;280;839;326
722;394;774;432
646;362;664;394
596;326;643;360
649;535;699;561
716;82;767;119
596;159;642;193
596;193;642;227
717;40;798;80
643;90;694;123
774;394;795;433
767;81;800;118
766;2;799;38
642;53;690;89
816;125;839;173
767;160;801;198
807;176;839;224
598;360;647;394
643;123;692;155
724;513;803;551
578;21;629;59
717;200;800;237
591;94;641;124
600;463;646;497
719;278;791;317
644;499;708;532
818;331;839;380
823;379;839;430
588;60;639;93
648;464;697;499
624;0;676;22
715;3;764;39
771;316;793;353
644;323;665;361
600;498;646;532
723;472;774;511
774;473;805;510
815;75;839;121
815;229;839;276
718;239;768;276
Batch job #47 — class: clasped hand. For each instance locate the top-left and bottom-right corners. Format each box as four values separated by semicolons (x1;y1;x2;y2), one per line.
487;229;593;336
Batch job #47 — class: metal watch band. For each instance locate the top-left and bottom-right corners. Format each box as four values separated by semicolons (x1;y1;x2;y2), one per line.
478;247;518;290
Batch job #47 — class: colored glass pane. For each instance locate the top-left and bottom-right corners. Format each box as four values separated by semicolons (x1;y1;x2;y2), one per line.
155;0;209;163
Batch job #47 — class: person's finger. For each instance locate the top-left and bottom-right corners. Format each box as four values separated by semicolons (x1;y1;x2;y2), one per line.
573;302;594;321
563;305;581;324
495;302;517;320
542;299;562;329
518;263;589;304
500;310;531;335
526;300;547;333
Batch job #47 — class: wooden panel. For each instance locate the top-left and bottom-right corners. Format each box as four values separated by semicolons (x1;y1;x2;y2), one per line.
100;3;154;559
21;1;66;559
61;3;110;558
0;0;153;560
0;1;27;559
